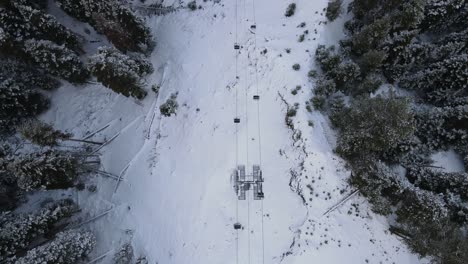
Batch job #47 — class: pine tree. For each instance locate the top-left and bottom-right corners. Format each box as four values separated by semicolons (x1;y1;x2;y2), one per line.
113;243;134;264
15;230;95;264
0;199;78;261
89;47;152;99
23;39;89;83
19;119;103;146
0;79;49;133
55;0;152;53
0;58;60;91
7;150;80;191
331;95;415;159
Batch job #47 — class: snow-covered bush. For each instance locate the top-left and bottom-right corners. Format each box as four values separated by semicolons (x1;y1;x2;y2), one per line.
160;93;179;117
358;49;387;73
331;95;415;160
285;3;296;17
0;199;79;261
113;243;134;264
7;150;80;191
19;120;72;147
0;79;49;133
55;0;152;53
326;0;342;21
15;230;95;264
89;47;153;99
23;39;89;83
314;77;336;97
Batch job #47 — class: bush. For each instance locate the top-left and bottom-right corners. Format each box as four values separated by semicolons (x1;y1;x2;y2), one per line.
187;1;197;10
326;0;342;21
314;77;336;96
89;47;153;99
285;3;296;17
292;63;300;71
160;93;178;117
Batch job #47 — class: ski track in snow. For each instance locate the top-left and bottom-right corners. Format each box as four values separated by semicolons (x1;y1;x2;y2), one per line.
40;0;427;263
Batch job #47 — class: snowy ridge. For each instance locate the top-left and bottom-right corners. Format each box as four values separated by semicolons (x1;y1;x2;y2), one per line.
41;0;426;263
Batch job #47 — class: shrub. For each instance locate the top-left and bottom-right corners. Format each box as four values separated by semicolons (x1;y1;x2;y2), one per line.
160;93;178;117
285;3;296;17
298;34;305;42
326;0;342;21
292;63;300;71
187;1;197;10
89;47;153;99
308;70;318;78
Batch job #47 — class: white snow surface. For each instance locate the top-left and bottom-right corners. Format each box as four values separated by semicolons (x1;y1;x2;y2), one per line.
40;0;427;263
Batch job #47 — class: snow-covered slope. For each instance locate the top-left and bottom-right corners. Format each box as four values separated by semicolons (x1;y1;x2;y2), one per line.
42;0;426;263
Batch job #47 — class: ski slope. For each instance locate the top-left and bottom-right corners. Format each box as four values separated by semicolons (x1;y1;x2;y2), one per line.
42;0;426;263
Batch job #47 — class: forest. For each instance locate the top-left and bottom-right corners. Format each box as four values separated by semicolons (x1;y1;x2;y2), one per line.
0;0;152;262
316;0;468;263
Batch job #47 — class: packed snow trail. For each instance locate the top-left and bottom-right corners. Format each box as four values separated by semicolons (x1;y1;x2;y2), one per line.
42;0;427;263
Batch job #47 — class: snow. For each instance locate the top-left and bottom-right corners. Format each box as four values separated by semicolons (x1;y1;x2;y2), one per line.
40;0;427;263
431;149;465;173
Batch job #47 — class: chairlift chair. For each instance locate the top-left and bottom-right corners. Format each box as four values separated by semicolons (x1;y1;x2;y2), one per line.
234;118;240;123
234;43;240;50
253;95;260;100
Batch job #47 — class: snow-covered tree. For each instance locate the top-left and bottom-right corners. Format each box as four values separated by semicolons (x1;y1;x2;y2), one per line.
0;199;79;261
0;58;60;91
89;47;152;99
160;93;179;117
0;79;49;133
55;0;152;53
113;243;134;264
23;39;89;83
15;230;95;264
19;120;72;147
7;150;80;191
331;95;415;159
326;0;342;21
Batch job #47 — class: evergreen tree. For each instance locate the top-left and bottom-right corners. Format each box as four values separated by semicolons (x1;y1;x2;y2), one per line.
23;39;89;83
55;0;152;53
0;199;78;261
331;95;415;159
0;79;49;133
15;230;95;264
89;47;152;99
0;58;60;91
7;150;80;191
